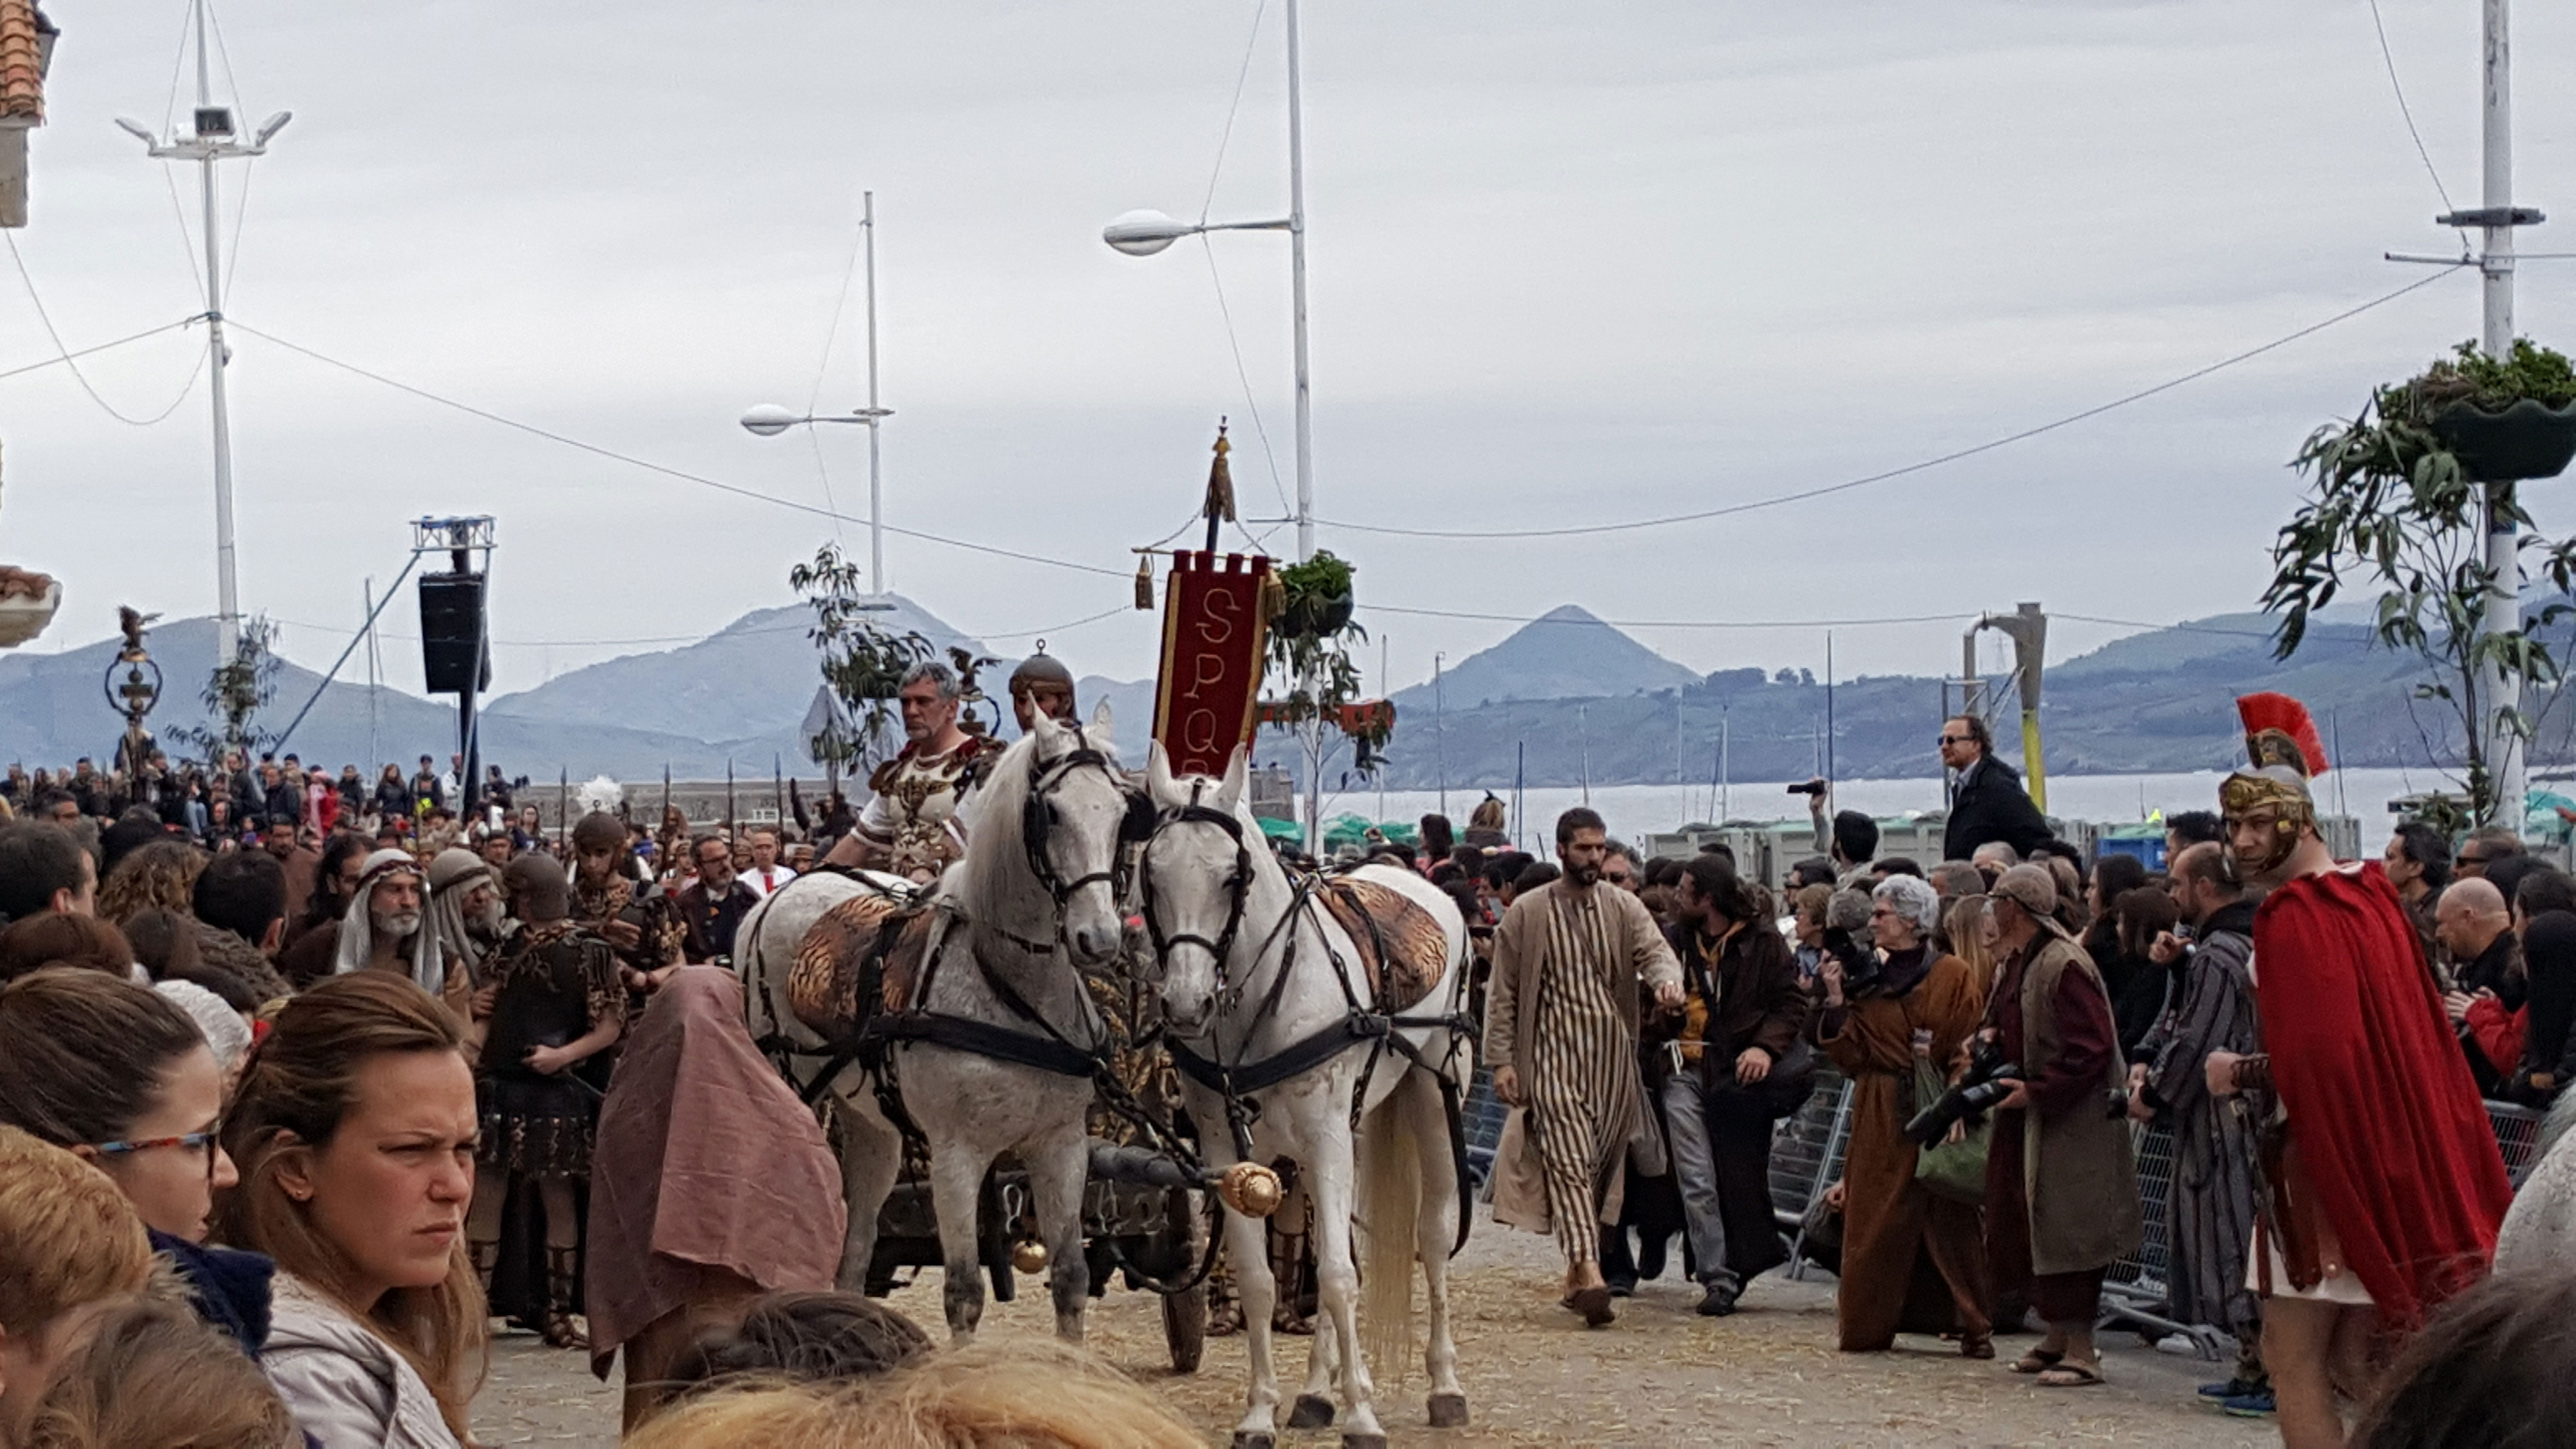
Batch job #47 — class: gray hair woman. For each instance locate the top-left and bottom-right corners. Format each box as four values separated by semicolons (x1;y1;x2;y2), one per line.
1812;867;1992;1356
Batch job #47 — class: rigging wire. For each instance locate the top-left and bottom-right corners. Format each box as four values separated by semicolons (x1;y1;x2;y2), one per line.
1200;237;1295;519
1310;267;2467;540
203;0;256;297
0;317;201;385
223;321;1131;580
2367;0;2468;247
1199;0;1268;228
1362;603;1972;631
1;238;207;424
801;199;874;544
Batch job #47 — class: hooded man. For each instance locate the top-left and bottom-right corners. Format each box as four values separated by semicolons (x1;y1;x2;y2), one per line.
330;848;452;1002
425;847;510;995
2203;695;2512;1449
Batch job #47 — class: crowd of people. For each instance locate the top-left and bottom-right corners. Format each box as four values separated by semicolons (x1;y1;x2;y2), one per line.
0;657;1210;1447
1405;707;2547;1449
0;678;2567;1447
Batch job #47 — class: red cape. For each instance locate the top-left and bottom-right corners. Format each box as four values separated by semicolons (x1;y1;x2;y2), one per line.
2252;861;2511;1328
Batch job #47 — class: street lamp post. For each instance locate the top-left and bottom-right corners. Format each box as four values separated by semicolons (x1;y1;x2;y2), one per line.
1105;0;1320;844
113;0;288;668
744;190;893;596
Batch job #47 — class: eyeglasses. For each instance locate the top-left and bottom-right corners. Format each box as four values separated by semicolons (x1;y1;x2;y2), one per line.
1936;734;1972;746
93;1130;218;1157
2457;853;2488;867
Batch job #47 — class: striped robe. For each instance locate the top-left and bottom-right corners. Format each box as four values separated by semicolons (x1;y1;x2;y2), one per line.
2141;919;2263;1336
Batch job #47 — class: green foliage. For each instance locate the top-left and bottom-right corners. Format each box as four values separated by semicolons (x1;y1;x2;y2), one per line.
1264;549;1385;773
2264;339;2576;823
165;615;281;762
789;544;933;772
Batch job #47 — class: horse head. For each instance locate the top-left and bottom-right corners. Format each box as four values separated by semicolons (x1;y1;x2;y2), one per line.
1140;740;1254;1036
1007;711;1134;966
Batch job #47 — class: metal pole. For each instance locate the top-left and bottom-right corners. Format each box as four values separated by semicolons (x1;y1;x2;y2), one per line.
2480;0;2524;828
1285;0;1324;851
1433;651;1447;816
863;190;885;596
196;0;241;671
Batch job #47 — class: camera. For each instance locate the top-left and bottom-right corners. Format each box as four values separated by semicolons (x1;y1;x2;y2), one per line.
1819;925;1881;996
1903;1036;2022;1145
1787;779;1828;797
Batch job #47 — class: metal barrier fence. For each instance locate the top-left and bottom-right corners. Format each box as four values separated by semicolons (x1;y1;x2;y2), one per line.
1463;1067;2560;1337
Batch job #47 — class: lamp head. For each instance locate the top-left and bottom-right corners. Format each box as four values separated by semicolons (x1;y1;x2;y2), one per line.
740;403;801;437
253;111;293;146
1103;209;1191;258
113;116;158;146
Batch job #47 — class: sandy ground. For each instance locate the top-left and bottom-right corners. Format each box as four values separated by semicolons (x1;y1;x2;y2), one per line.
477;1208;2276;1449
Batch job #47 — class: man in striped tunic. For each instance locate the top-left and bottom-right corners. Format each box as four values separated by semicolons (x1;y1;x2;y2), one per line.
1485;807;1684;1326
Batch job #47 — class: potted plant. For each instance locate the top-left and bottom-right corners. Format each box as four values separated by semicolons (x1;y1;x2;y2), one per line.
1274;550;1355;639
2421;339;2576;482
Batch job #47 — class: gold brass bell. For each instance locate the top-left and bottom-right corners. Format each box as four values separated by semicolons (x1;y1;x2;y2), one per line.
1010;1239;1050;1274
1218;1160;1285;1219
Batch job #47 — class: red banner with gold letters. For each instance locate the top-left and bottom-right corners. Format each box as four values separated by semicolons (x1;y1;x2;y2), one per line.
1153;551;1272;778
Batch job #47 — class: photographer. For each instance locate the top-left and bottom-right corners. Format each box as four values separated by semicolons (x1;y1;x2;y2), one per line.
1815;876;1991;1355
1979;865;2141;1388
1799;779;1878;887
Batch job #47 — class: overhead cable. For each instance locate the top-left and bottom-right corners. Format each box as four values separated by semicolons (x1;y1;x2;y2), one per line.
1310;268;2466;540
225;322;1130;580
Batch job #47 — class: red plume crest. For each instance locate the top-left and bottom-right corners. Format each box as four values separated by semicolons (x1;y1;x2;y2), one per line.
2236;692;2330;776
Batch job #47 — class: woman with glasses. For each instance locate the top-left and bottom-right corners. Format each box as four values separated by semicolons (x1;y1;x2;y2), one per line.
0;968;271;1355
1815;876;1993;1356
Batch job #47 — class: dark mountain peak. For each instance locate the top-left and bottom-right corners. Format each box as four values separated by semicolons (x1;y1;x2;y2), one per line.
1391;603;1701;710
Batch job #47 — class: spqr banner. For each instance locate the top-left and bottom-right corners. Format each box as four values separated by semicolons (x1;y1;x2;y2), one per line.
1152;551;1272;778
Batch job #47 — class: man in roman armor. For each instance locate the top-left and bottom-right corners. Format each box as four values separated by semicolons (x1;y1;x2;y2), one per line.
823;660;999;884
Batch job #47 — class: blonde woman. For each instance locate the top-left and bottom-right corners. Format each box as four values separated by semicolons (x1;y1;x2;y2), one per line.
1945;894;1998;1002
217;973;484;1448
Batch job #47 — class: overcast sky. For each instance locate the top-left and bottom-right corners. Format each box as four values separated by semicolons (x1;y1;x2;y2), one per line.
1;0;2569;708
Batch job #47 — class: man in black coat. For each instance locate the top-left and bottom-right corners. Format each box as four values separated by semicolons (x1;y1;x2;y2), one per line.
1938;714;2053;863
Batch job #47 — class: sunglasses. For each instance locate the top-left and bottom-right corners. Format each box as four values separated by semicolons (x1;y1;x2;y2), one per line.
1936;734;1973;746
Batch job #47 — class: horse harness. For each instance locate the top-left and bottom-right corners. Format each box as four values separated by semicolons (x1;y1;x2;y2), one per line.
1139;794;1478;1250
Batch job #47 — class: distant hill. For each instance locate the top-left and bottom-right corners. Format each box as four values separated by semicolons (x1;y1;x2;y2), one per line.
0;597;2523;787
1389;605;1701;713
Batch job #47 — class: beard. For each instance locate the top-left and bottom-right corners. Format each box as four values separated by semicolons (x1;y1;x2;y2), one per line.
372;909;422;940
1565;859;1602;888
471;898;507;940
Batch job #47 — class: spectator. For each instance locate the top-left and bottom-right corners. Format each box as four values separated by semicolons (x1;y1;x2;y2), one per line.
2109;885;2179;1057
742;826;797;900
411;756;444;816
1417;814;1455;871
1979;865;2141;1388
94;839;201;926
218;973;484;1448
622;1340;1201;1449
676;834;757;966
1784;856;1838;892
2438;878;2524;1096
0;969;270;1353
2349;1268;2576;1449
2385;821;2452;970
0;1127;156;1431
0;822;96;923
1869;856;1921;881
191;849;295;1004
1800;780;1879;884
2508;869;2576;1105
1938;715;2052;864
1653;853;1811;1315
20;1293;293;1449
1944;893;1998;998
588;969;848;1428
1814;874;1990;1356
0;915;134;987
2454;826;2525;882
2132;842;2266;1410
660;1290;929;1401
2162;809;2223;864
375;765;410;822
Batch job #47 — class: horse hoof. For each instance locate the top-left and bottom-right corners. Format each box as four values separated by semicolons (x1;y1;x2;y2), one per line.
1428;1392;1470;1428
1340;1434;1388;1449
1230;1433;1276;1449
1287;1395;1336;1429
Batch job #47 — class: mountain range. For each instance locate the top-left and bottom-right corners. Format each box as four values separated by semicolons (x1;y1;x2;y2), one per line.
0;596;2508;786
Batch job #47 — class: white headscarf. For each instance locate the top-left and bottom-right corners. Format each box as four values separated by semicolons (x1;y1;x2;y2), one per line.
333;848;442;994
153;979;253;1074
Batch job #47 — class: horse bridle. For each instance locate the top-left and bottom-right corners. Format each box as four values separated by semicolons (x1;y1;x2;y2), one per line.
1136;782;1256;1003
1013;745;1153;954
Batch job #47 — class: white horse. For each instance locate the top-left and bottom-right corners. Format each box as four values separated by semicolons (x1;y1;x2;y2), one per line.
736;711;1135;1341
1138;743;1472;1449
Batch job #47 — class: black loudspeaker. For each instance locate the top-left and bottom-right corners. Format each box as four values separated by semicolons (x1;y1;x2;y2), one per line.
419;572;491;695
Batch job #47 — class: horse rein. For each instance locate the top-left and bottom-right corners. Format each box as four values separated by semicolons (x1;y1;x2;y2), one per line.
1136;781;1257;1005
1008;744;1141;957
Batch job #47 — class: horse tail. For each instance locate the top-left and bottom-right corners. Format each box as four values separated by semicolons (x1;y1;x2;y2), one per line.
1356;1084;1424;1385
